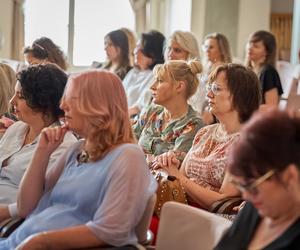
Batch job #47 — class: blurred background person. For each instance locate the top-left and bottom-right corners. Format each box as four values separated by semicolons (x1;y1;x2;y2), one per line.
100;29;132;80
23;37;68;71
246;30;283;107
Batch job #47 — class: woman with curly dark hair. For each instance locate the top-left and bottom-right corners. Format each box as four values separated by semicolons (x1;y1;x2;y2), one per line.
23;37;68;71
0;64;77;208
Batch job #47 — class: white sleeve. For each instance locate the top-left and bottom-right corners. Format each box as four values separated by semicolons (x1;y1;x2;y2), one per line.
292;65;300;80
86;145;157;246
8;203;18;218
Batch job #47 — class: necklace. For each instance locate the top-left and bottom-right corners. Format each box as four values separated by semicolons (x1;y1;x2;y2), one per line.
77;150;90;164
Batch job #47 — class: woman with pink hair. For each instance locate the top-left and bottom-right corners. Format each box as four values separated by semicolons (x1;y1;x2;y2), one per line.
0;70;156;249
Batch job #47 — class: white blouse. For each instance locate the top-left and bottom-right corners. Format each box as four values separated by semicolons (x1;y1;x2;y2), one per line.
0;121;77;204
122;67;154;110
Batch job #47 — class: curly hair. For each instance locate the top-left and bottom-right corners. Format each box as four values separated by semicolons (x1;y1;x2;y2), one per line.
23;37;68;70
65;70;135;161
17;64;68;120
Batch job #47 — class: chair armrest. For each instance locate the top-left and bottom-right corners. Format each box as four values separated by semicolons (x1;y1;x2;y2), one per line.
0;217;24;237
209;197;243;215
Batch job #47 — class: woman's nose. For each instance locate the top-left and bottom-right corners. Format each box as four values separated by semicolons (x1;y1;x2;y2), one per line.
9;94;16;105
150;81;157;90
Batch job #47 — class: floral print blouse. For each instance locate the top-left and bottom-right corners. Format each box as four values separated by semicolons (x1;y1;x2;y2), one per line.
182;123;240;192
132;104;204;162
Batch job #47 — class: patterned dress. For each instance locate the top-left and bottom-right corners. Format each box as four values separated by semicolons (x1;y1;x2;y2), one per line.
132;104;203;162
182;123;240;192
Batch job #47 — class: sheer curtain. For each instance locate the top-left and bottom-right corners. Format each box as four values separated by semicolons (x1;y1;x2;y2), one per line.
11;0;25;61
129;0;148;34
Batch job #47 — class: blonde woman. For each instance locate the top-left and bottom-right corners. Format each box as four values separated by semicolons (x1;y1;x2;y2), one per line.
245;30;283;106
133;59;204;165
0;70;156;249
165;30;200;61
190;33;232;119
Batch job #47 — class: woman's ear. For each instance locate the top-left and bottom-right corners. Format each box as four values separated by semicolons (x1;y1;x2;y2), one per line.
175;80;186;94
281;164;300;193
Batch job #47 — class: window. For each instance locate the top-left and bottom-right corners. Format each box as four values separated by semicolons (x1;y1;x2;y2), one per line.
24;0;69;53
167;0;192;35
24;0;135;68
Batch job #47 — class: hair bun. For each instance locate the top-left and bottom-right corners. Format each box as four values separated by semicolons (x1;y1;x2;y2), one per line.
188;59;202;75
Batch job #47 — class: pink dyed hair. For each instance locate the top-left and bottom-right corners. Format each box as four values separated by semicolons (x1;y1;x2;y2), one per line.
67;69;134;160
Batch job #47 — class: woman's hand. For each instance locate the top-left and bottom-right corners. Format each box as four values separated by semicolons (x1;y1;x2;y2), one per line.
37;125;69;155
152;151;181;178
16;233;49;250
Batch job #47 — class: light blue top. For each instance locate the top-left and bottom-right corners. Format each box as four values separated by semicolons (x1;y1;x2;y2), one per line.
0;142;157;249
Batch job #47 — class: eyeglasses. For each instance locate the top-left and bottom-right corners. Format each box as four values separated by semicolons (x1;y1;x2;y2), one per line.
230;170;276;196
202;44;214;52
206;82;223;95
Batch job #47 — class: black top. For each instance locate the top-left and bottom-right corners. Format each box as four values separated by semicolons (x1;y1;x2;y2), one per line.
214;202;300;250
259;64;283;103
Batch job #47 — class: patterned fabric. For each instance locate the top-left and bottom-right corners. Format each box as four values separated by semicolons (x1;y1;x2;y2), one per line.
182;123;240;192
132;104;203;162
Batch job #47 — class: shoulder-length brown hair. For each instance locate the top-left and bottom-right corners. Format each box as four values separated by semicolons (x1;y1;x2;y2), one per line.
208;63;261;123
67;70;135;161
245;30;277;68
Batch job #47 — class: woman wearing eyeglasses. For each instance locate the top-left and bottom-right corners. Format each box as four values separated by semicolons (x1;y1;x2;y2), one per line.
215;109;300;249
154;64;261;211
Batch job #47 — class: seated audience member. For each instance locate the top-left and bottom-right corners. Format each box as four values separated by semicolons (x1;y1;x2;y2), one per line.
121;27;137;67
246;30;283;107
133;60;204;165
155;64;261;209
0;63;16;137
165;30;200;61
215;109;300;249
100;29;132;80
0;64;77;205
191;32;232;118
123;30;165;117
0;70;156;249
23;37;68;71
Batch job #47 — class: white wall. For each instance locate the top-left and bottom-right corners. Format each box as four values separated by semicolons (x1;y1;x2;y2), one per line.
0;0;13;58
236;0;271;59
191;0;206;44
